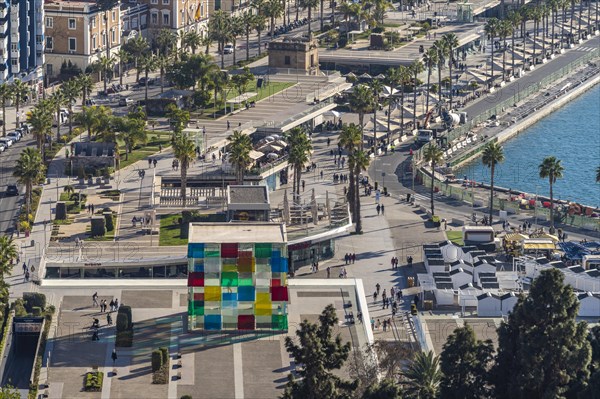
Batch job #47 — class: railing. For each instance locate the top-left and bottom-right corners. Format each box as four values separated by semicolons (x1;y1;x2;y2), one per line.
414;47;600;163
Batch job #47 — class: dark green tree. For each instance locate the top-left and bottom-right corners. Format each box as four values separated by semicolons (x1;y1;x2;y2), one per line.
282;304;357;399
493;268;591;398
362;379;402;399
440;323;494;399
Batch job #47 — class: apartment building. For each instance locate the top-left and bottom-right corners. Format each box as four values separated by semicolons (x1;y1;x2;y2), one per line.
142;0;210;42
44;0;122;80
0;0;44;85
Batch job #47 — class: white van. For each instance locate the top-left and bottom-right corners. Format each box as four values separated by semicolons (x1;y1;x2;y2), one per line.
416;129;434;143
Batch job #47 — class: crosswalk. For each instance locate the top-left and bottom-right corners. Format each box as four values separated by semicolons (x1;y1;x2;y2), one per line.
412;191;446;203
576;46;598;52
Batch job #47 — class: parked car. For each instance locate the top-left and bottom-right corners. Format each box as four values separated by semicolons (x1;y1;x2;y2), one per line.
118;97;135;107
0;143;5;152
85;99;97;106
223;43;234;54
5;184;19;196
138;77;155;86
7;132;20;142
0;137;13;147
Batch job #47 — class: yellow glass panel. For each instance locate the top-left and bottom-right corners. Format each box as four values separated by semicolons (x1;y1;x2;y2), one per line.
205;286;221;302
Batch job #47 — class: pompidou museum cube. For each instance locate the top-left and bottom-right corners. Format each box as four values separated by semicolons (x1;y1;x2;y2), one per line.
187;223;289;331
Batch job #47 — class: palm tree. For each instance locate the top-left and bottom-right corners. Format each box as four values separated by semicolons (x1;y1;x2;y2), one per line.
172;133;196;208
433;40;447;103
0;83;13;137
156;54;170;94
596;166;600;182
287;127;312;198
230;15;245;66
0;235;18;278
521;6;531;65
507;10;522;76
383;67;401;134
154;28;178;57
349;149;370;234
138;54;158;113
116;48;130;86
368;79;384;141
124;35;149;81
76;105;111;140
227;130;253;184
263;0;284;38
299;0;319;37
442;33;459;109
98;55;116;94
76;73;94;108
531;6;542;63
14;147;46;216
348;84;375;150
181;30;202;55
11;79;28;130
339;123;361;214
539;156;564;229
423;144;444;216
410;59;424;127
27;101;53;157
560;0;570;49
62;79;80;136
482;142;505;225
50;89;67;142
422;48;438;118
209;69;229;117
254;14;267;55
403;351;442;399
242;12;256;61
484;18;499;86
398;66;411;138
339;1;361;41
117;116;147;160
209;10;231;69
498;20;512;79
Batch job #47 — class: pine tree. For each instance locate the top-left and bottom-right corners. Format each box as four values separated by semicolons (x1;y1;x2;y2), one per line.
440;323;494;399
493;268;591;398
283;304;357;399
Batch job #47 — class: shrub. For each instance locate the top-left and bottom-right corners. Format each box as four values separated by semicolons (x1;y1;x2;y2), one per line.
151;350;163;372
159;347;169;364
181;396;193;399
104;213;114;232
115;330;133;347
116;313;129;332
152;366;169;384
338;37;348;48
118;306;132;329
372;26;384;33
84;371;104;392
23;293;46;313
31;307;42;316
11;299;28;317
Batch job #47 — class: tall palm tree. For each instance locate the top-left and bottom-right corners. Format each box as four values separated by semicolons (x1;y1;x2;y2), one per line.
507;10;522;75
242;11;257;61
521;6;531;65
181;30;202;55
230;15;245;66
339;0;361;41
287;127;312;198
76;73;94;108
498;20;512;79
138;54;158;113
227;130;253;184
156;54;170;94
442;33;459;109
484;18;499;85
263;0;284;38
422;47;438;118
423;144;444;216
14;147;46;216
117;116;147;160
254;14;267;55
11;79;28;130
560;0;570;49
539;156;564;229
27;101;53;157
531;6;542;63
98;55;116;94
116;48;130;86
76;105;111;140
172;133;196;208
50;89;67;142
348;84;375;150
403;351;442;399
0;83;13;137
209;10;231;69
482;142;505;225
410;60;424;127
0;235;18;278
349;149;370;234
124;35;149;81
154;28;178;58
339;123;361;215
433;40;447;102
383;67;402;135
62;79;80;136
398;66;412;138
368;79;384;141
299;0;319;37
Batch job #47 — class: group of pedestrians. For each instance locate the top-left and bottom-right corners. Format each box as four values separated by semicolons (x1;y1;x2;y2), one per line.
344;253;356;264
86;204;96;214
22;262;35;281
390;256;400;269
147;158;158;168
376;204;385;215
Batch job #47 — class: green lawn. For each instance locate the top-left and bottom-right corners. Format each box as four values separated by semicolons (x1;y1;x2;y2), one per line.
86;215;118;241
200;81;295;117
159;213;187;246
446;230;464;246
118;132;172;170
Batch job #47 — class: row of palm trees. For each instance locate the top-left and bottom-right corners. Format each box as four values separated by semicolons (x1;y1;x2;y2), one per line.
423;140;574;229
485;0;599;83
0;79;32;137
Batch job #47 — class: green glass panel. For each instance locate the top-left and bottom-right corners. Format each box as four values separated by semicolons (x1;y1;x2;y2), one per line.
272;314;288;330
221;272;239;287
255;243;272;258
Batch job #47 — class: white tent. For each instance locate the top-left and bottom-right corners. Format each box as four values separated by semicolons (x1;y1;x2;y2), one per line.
578;292;600;317
450;268;473;288
477;292;502;317
500;292;518;315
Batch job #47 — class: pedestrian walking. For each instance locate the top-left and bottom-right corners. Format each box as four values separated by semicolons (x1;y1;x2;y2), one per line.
381;204;385;215
373;291;378;302
390;287;395;299
326;267;330;278
25;270;30;281
107;313;113;325
342;267;347;278
376;283;381;294
407;256;413;267
390;257;395;269
327;137;331;146
109;299;115;312
376;204;381;215
148;159;152;168
112;349;118;365
227;120;231;129
22;262;27;274
376;319;381;330
383;319;387;331
351;253;355;264
153;159;157;168
320;170;324;180
92;292;99;307
371;318;375;331
114;298;119;310
302;180;305;191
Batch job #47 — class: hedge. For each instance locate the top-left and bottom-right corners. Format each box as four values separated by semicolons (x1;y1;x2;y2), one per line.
151;350;163;372
23;293;46;314
84;371;104;392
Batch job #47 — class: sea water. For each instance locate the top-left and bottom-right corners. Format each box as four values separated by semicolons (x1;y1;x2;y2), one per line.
456;84;600;208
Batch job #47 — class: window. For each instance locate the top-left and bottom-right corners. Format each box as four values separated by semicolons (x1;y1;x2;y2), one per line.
68;18;76;30
102;32;106;46
92;35;97;49
68;37;76;52
284;55;290;65
46;64;53;76
91;17;96;28
162;0;170;4
45;17;53;28
162;13;169;25
10;43;17;51
123;20;129;31
151;0;158;3
46;36;53;50
11;59;17;66
111;28;115;43
36;35;43;44
112;10;116;22
151;12;158;24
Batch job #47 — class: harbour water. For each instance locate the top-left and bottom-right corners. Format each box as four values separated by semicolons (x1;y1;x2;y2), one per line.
456;84;600;209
